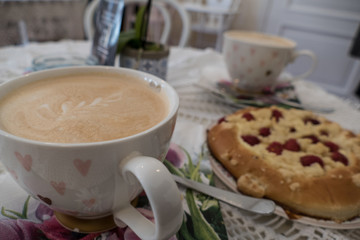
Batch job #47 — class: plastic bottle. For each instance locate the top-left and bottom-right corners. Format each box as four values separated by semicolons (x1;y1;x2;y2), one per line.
91;0;125;66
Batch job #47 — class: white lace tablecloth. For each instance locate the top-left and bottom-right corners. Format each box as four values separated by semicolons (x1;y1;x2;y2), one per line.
1;40;360;240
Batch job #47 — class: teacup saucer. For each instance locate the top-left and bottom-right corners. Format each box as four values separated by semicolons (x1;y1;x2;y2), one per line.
54;212;116;233
54;196;139;233
216;80;300;108
196;78;300;108
196;76;334;113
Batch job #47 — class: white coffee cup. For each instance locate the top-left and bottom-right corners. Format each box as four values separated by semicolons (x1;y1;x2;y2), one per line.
0;66;183;240
223;30;317;92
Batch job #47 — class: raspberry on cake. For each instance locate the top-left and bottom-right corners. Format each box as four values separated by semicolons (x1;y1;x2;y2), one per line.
207;106;360;222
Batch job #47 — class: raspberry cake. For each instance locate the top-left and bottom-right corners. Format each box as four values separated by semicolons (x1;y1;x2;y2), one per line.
207;106;360;222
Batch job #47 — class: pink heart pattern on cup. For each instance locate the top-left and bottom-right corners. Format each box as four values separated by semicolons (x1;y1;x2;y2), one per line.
250;48;256;56
13;152;94;198
225;45;281;72
73;159;92;177
15;152;32;172
82;198;96;208
8;168;18;180
224;42;285;91
51;181;66;195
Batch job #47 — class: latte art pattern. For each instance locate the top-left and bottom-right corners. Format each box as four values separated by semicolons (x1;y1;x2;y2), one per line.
0;73;168;143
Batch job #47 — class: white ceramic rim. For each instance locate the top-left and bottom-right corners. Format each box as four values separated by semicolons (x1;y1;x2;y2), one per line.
0;66;179;148
224;30;296;49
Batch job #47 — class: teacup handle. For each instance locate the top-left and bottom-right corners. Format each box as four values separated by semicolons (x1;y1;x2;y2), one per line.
290;50;317;80
114;156;183;240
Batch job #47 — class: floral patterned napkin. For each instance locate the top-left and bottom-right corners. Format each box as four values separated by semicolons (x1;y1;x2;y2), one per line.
0;141;228;240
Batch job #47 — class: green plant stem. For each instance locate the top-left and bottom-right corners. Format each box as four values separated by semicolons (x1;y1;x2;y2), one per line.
141;0;152;49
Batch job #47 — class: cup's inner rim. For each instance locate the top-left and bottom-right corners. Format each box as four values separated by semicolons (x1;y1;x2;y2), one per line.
225;30;296;48
0;66;179;147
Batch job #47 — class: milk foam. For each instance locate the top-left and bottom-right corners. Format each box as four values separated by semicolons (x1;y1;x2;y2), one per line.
0;73;168;143
227;31;294;48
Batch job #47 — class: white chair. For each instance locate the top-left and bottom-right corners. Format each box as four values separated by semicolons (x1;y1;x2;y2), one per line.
182;0;242;51
83;0;190;47
0;0;87;46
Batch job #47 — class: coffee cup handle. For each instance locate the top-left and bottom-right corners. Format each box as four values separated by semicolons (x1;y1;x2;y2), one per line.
113;156;183;240
290;50;317;80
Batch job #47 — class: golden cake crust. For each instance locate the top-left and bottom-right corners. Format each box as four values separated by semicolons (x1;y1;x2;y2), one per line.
207;106;360;222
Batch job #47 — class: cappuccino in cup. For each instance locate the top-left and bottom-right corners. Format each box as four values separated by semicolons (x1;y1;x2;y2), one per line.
0;67;182;239
226;31;294;48
223;31;317;92
0;72;168;143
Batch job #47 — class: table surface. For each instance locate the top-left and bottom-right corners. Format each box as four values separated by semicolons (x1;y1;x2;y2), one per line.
0;40;360;240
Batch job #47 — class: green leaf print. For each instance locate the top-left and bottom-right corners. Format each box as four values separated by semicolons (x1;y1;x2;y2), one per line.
165;144;228;240
1;195;30;219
